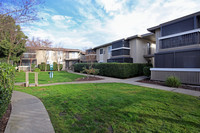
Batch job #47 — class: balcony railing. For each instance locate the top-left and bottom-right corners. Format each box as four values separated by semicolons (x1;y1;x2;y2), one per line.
159;32;200;49
22;53;36;58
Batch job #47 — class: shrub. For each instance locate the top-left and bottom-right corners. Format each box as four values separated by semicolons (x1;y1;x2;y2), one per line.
53;62;57;71
74;63;149;78
34;68;41;72
31;64;36;71
143;66;151;77
38;62;45;71
81;67;99;76
38;62;63;71
38;63;50;71
60;64;63;70
165;76;181;87
0;63;15;119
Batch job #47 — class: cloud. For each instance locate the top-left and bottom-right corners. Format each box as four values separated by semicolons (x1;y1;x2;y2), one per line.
52;15;72;21
20;0;200;50
95;0;128;14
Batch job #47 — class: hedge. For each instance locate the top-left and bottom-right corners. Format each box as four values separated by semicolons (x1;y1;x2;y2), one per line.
73;63;151;78
0;63;15;119
38;62;63;71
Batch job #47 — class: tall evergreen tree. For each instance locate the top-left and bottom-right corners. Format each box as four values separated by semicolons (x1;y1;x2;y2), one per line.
0;15;27;63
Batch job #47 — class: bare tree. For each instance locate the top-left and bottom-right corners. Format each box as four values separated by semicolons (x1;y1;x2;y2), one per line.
54;44;64;71
0;0;42;25
86;49;96;68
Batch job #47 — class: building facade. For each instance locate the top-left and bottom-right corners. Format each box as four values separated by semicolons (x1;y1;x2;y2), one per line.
148;11;200;85
85;33;156;64
20;47;81;71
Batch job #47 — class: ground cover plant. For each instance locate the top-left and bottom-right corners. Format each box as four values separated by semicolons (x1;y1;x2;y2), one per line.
15;83;200;133
15;71;85;84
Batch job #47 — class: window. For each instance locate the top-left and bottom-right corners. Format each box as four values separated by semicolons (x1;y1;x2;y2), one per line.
100;49;103;54
108;46;112;54
112;39;129;49
71;52;78;58
197;16;200;28
162;17;194;36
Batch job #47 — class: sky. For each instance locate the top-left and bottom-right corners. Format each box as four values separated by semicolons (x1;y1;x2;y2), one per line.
8;0;200;49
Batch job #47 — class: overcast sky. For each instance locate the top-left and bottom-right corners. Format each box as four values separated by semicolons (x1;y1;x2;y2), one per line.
17;0;200;49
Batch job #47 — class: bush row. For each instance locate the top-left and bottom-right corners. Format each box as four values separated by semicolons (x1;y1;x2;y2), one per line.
73;63;151;78
38;62;63;71
0;63;15;119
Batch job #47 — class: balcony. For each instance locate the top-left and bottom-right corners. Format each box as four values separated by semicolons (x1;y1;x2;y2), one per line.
111;49;130;57
22;53;36;59
112;39;129;49
159;30;200;49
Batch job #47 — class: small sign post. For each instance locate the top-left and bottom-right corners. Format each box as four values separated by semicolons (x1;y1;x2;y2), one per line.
49;64;53;80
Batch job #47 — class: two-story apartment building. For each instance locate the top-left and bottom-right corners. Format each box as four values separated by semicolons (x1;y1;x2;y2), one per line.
148;11;200;85
85;33;156;64
20;47;81;71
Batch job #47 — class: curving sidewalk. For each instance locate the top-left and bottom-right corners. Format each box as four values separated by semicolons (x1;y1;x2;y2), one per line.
5;91;55;133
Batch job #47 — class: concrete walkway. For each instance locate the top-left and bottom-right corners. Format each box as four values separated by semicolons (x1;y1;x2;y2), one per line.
68;71;200;97
122;77;200;97
5;91;55;133
38;71;200;97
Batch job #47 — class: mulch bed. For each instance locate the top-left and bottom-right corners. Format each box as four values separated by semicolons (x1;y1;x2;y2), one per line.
138;78;200;92
0;104;12;133
76;76;103;81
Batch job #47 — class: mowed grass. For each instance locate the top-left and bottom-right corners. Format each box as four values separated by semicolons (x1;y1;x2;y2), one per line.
15;71;85;84
15;83;200;133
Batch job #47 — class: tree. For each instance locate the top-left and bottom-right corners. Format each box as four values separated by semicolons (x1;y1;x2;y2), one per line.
0;0;42;64
0;15;27;63
0;0;42;25
54;44;63;71
86;48;96;68
26;37;52;71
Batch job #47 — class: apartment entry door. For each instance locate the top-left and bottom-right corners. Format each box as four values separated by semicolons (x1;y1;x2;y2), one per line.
99;48;104;62
65;61;69;69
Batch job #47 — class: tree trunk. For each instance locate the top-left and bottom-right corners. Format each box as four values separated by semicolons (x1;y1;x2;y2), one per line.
7;52;11;64
20;56;22;66
30;58;32;72
45;64;47;71
58;63;60;71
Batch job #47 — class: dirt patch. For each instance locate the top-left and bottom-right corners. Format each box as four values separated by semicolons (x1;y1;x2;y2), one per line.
39;88;46;91
108;125;114;133
138;78;200;91
74;114;82;121
59;111;67;116
76;76;103;81
0;104;12;133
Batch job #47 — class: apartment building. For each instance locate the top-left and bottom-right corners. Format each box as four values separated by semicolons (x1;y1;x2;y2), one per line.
20;47;81;71
148;11;200;85
85;33;156;64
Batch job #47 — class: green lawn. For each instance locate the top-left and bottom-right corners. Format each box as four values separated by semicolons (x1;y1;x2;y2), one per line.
15;71;85;84
15;83;200;133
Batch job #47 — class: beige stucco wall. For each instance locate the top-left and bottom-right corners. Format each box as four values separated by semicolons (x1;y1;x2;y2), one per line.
155;29;161;53
36;50;65;65
96;49;100;62
130;38;148;63
96;45;112;63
